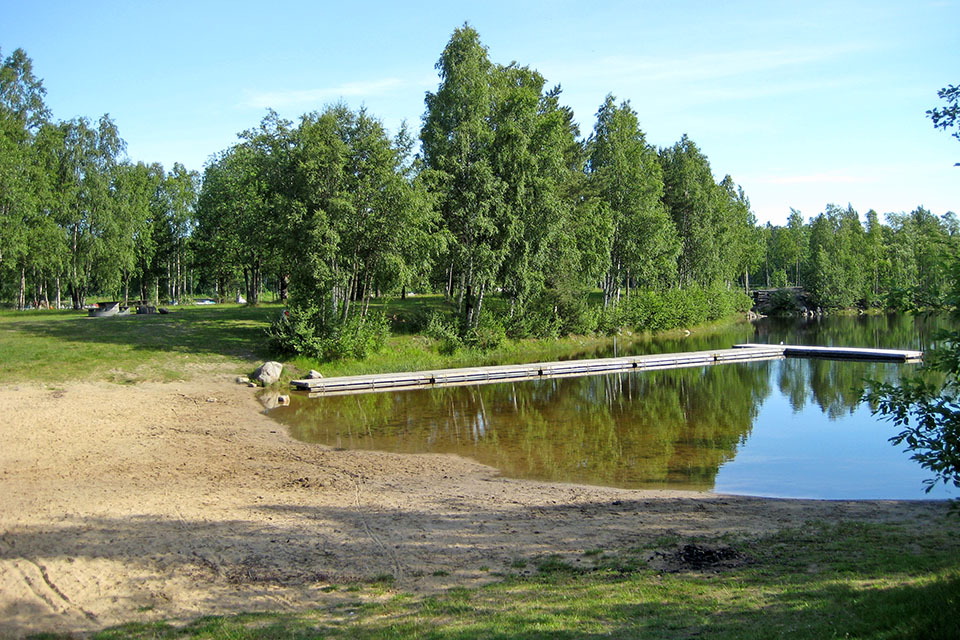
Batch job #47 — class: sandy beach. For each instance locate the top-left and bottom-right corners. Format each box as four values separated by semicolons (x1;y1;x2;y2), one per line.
0;376;950;637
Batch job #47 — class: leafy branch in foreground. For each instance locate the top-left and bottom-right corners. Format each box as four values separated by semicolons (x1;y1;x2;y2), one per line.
865;364;960;497
864;258;960;504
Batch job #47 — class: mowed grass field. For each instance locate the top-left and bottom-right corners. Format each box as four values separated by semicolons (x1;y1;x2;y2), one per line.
0;303;280;384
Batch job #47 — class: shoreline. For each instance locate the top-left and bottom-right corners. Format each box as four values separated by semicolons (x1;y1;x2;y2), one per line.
0;377;951;637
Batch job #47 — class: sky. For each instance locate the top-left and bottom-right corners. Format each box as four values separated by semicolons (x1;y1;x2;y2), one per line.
3;0;958;225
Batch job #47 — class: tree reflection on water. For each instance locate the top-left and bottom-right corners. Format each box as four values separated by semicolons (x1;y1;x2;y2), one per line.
273;313;953;493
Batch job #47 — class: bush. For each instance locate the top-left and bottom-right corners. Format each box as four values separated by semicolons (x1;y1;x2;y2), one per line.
329;312;390;360
464;314;507;351
606;286;752;334
765;288;801;316
425;311;462;355
267;306;390;361
266;306;325;356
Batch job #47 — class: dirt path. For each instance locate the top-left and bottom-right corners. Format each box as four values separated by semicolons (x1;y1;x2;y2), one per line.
0;377;950;637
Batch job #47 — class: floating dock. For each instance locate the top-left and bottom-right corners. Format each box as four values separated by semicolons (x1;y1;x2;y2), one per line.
733;343;923;362
291;343;921;397
292;346;786;396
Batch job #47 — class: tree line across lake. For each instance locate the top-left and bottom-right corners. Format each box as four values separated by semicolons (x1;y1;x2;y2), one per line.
1;26;956;359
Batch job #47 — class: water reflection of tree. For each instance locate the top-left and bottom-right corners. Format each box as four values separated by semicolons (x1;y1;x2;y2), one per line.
276;313;955;489
280;360;771;490
756;312;948;352
762;313;951;418
777;358;903;419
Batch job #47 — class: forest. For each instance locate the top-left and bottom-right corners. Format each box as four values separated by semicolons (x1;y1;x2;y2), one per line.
1;26;956;360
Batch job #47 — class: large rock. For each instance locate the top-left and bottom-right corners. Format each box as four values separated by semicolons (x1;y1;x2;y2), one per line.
254;361;283;385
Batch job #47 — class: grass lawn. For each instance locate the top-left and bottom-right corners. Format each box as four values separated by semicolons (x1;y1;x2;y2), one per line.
0;297;751;384
58;521;960;640
0;304;281;384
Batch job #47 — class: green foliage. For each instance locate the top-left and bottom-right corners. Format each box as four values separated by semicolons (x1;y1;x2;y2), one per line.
866;365;960;499
268;307;390;361
424;311;462;354
756;203;958;310
866;264;960;504
463;312;507;351
599;286;751;334
2;41;956;327
588;95;679;304
660;136;744;289
766;288;802;316
928;84;960;150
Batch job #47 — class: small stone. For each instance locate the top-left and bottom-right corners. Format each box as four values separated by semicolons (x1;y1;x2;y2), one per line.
206;397;217;403
235;376;250;385
247;382;258;388
277;395;290;406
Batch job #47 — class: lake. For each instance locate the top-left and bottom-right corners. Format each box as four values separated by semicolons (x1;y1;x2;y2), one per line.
268;313;956;500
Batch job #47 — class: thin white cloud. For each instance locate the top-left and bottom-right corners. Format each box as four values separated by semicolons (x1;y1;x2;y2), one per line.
749;172;876;185
543;42;872;89
242;78;408;109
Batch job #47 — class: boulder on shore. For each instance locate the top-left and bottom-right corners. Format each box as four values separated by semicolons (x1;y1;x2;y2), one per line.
254;361;283;385
307;369;323;379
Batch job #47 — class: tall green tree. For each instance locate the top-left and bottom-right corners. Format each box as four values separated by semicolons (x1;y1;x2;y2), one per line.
111;161;160;303
0;47;51;307
718;175;762;292
41;115;126;308
806;204;865;308
659;135;727;288
421;24;507;328
587;95;678;306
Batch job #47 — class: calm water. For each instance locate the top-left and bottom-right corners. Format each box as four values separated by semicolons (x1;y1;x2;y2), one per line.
269;313;956;500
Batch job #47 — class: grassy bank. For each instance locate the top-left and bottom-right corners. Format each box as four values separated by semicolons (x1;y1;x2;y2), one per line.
57;520;960;640
0;300;753;384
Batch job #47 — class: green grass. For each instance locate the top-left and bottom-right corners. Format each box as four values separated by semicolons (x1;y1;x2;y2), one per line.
0;304;282;383
48;520;959;640
0;297;751;384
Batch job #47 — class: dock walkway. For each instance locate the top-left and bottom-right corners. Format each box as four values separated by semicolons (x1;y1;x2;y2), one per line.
734;343;923;361
291;344;922;397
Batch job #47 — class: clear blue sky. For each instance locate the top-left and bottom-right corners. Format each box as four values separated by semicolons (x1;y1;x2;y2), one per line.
4;0;958;224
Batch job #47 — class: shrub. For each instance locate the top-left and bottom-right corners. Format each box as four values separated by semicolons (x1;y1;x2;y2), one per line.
610;285;752;333
329;312;390;360
425;311;462;355
267;306;390;361
464;313;507;351
765;288;801;316
266;306;325;356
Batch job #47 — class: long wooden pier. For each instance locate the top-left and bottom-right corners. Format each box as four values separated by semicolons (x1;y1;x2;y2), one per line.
291;344;922;397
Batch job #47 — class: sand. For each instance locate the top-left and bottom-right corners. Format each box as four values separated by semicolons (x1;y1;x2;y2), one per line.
0;376;950;637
